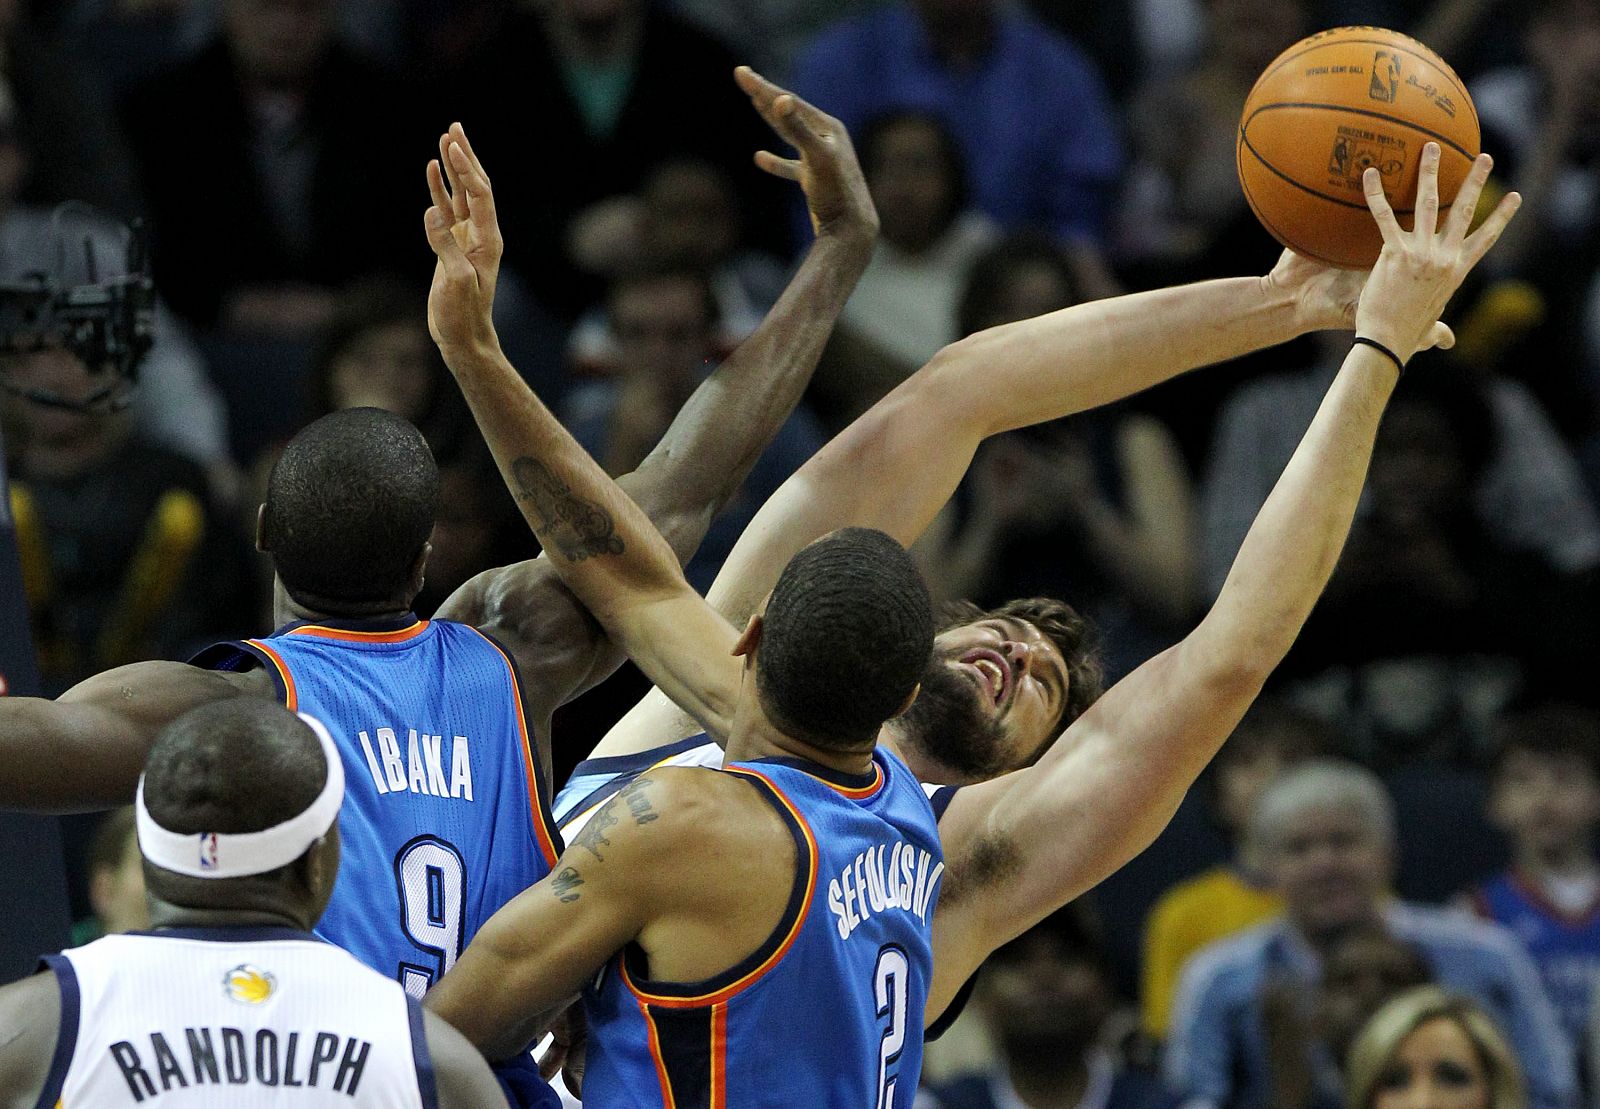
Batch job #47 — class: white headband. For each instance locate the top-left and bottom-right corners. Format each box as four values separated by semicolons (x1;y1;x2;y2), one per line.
135;712;345;879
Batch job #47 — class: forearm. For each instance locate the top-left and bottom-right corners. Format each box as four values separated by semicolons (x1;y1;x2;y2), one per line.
623;232;872;560
928;275;1308;438
1192;345;1398;673
427;949;574;1062
441;340;685;621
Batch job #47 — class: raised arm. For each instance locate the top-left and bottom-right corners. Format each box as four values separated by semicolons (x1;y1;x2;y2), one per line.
433;68;875;738
423;123;740;735
700;239;1388;632
924;147;1521;1014
589;222;1392;757
0;660;268;813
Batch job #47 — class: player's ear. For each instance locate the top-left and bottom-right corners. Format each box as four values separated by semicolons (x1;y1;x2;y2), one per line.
889;682;921;720
303;826;341;921
254;504;268;552
732;613;763;659
407;543;431;600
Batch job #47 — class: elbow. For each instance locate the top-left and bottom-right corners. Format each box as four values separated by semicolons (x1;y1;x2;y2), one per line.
1179;629;1280;700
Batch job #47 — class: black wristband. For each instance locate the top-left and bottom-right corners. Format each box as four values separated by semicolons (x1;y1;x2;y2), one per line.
1352;335;1405;374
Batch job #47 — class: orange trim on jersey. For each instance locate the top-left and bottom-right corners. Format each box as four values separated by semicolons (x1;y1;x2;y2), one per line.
790;760;884;800
247;640;298;711
464;627;560;868
638;994;678;1109
709;1002;728;1109
622;767;818;1009
284;619;430;643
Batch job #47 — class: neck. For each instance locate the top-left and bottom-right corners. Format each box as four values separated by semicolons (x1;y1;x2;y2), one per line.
1516;845;1598;883
270;579;412;629
21;422;126;480
1299;909;1384;956
723;696;878;776
1005;1047;1092;1108
148;896;314;934
549;7;643;64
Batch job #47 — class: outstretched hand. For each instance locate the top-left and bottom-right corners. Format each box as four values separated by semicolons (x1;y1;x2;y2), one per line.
734;66;877;243
424;122;502;359
1355;142;1520;362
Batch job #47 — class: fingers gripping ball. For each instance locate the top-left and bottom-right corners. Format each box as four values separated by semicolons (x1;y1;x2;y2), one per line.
1237;26;1480;268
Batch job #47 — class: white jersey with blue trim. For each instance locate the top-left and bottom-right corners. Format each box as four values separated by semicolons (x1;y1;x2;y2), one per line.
555;735;958;841
39;927;436;1108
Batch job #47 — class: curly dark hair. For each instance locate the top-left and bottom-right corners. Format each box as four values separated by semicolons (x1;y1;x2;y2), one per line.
758;528;935;751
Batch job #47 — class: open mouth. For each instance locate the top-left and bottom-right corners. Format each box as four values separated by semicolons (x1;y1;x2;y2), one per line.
960;648;1011;706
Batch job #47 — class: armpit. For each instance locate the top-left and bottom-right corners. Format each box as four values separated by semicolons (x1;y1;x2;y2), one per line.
939;827;1021;908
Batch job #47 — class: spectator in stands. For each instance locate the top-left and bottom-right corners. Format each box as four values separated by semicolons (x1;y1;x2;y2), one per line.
430;0;788;319
71;806;147;944
567;158;790;375
0;108;230;475
1345;987;1528;1109
1256;924;1435;1108
4;341;245;693
918;900;1170;1109
1467;704;1600;1065
305;279;471;462
1142;698;1329;1038
670;0;856;75
1118;0;1305;271
1165;760;1576;1109
560;266;824;592
791;0;1123;244
1280;366;1596;762
1316;927;1436;1081
914;236;1194;680
119;0;421;332
1471;0;1600;407
823;111;997;422
1203;351;1600;762
1;0;140;215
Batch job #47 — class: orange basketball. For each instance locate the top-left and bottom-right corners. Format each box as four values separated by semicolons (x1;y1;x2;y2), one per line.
1237;27;1479;268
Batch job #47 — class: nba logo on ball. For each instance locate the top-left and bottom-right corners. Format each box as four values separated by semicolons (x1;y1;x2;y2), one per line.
1368;51;1400;102
199;832;219;870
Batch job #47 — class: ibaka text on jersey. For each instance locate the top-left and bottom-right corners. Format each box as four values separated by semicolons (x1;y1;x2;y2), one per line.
356;728;474;801
828;840;944;940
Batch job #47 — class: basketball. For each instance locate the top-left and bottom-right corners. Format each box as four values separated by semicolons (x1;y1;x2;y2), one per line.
1237;26;1480;268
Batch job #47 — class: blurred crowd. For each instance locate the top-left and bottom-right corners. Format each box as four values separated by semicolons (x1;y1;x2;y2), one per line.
7;0;1600;1105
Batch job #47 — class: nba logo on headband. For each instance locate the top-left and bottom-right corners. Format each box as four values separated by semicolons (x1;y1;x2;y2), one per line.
199;833;219;871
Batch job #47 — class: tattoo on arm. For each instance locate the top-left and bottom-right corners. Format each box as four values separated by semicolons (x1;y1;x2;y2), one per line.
551;866;584;903
618;777;659;825
511;457;625;562
571;802;619;861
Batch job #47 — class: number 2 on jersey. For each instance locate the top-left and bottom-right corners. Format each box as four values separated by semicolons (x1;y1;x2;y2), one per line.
395;835;466;998
874;944;909;1109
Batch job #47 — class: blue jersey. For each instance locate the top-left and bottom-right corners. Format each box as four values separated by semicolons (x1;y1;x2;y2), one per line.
582;748;943;1108
1472;871;1600;1050
194;614;562;999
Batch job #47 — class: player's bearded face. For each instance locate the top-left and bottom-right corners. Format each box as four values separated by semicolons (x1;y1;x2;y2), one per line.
896;653;1013;781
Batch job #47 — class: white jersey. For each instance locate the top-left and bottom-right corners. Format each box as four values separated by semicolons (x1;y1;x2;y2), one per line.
555;736;953;837
42;927;436;1108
